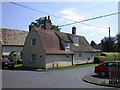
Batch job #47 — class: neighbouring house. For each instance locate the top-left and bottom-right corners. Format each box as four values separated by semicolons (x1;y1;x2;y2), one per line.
0;28;28;56
22;16;96;69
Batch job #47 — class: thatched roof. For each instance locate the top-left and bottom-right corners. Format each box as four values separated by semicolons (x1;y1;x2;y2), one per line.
0;28;28;46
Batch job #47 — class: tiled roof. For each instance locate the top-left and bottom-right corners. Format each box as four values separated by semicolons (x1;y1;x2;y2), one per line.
68;34;95;52
36;29;74;54
33;27;95;54
0;28;28;46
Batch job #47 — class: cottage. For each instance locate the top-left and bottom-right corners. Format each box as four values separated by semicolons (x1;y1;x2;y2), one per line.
0;28;28;56
22;16;96;69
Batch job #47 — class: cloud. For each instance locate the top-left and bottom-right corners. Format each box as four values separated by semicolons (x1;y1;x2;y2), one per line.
80;25;114;36
59;8;85;22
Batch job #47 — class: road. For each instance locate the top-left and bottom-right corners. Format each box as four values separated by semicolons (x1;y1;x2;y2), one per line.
2;66;111;88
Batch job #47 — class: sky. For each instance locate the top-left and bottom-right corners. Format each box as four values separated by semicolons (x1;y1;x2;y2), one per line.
1;0;120;44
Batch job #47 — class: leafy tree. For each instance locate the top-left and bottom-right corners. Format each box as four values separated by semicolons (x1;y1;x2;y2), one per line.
113;34;120;52
101;37;115;52
30;17;61;31
90;40;96;47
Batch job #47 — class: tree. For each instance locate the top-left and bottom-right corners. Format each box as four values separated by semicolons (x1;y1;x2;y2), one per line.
113;34;120;52
101;37;115;52
90;40;96;47
30;17;61;31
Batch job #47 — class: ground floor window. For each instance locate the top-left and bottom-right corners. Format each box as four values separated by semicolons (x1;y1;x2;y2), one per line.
79;53;82;58
31;54;36;62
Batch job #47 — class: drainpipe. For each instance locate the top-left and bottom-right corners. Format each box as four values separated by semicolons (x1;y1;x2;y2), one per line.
72;54;74;66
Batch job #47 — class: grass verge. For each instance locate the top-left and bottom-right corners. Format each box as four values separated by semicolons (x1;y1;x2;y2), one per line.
43;63;98;71
14;63;98;71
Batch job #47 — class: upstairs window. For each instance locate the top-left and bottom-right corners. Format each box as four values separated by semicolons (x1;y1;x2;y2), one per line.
65;42;70;51
73;37;79;46
31;39;36;46
65;43;70;49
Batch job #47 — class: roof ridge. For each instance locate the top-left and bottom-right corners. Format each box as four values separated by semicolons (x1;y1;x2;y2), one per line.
1;28;28;32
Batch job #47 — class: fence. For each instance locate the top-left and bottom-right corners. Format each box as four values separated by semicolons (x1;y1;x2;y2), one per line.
109;66;120;87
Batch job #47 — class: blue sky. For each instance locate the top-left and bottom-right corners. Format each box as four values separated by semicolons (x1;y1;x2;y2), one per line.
1;0;119;44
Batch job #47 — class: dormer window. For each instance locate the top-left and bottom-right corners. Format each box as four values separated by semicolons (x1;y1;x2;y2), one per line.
65;42;70;51
65;43;70;49
73;37;79;46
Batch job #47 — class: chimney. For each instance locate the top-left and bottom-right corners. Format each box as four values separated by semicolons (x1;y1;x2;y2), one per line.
44;16;52;30
29;25;32;31
72;26;76;34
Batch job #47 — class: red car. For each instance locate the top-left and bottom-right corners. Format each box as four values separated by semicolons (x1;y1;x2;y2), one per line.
94;61;120;77
0;58;14;69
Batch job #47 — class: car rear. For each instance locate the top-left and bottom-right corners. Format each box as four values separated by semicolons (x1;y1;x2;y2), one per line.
1;58;14;69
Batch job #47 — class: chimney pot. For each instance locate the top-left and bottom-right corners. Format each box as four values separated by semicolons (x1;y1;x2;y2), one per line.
72;26;76;34
48;16;50;20
44;16;52;30
29;25;32;31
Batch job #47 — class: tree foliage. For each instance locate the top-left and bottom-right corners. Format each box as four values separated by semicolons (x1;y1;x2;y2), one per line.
113;34;120;52
30;17;61;31
90;40;96;47
101;37;115;52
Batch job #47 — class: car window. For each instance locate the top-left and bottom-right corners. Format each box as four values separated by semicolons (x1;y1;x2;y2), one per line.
113;62;119;67
103;62;114;67
118;62;120;67
2;58;10;62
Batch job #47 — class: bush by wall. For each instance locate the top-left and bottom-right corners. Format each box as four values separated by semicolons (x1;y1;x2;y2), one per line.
94;52;120;63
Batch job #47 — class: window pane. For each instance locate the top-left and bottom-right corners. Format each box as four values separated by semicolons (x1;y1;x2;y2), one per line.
32;39;36;45
73;37;79;46
31;54;36;62
79;53;82;57
65;43;70;49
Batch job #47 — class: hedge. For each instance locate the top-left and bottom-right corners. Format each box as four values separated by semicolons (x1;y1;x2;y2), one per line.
94;52;120;63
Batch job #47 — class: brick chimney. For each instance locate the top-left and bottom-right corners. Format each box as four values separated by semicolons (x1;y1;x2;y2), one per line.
72;26;76;34
44;16;52;30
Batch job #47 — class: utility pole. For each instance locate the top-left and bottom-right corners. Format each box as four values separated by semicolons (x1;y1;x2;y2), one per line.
108;27;111;52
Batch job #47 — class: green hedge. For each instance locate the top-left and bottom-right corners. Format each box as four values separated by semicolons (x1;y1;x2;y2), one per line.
94;52;120;63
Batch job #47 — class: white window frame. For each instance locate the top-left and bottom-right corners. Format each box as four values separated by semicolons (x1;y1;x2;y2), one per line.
73;37;79;46
31;54;36;62
79;53;82;59
65;43;70;49
31;39;36;46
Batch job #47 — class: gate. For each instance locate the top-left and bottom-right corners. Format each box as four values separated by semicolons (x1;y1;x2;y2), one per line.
109;66;120;87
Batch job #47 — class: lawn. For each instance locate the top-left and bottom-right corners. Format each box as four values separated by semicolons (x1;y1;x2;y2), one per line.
14;63;98;71
44;63;98;71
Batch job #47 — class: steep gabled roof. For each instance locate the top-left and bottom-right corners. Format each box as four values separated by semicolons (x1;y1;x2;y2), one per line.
68;34;95;53
0;28;28;46
32;27;95;54
35;28;74;54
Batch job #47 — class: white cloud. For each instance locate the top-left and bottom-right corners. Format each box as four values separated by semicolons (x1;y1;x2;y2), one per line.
80;25;114;36
59;8;85;22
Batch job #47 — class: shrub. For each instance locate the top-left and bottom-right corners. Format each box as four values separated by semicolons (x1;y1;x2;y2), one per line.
94;52;120;63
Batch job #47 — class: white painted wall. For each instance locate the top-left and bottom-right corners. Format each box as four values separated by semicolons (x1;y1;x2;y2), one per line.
22;31;46;68
46;54;73;68
73;52;94;64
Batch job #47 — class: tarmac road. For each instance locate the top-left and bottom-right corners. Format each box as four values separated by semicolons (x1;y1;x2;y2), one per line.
2;66;112;88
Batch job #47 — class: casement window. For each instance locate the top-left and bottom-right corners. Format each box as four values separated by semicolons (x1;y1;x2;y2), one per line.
79;53;82;58
73;37;79;46
31;54;36;62
31;39;36;46
64;42;70;51
65;43;70;49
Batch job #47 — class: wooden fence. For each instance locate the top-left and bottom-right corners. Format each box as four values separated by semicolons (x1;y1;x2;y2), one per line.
109;66;120;87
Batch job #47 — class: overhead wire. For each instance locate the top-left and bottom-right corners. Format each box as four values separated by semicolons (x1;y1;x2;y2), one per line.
4;0;118;30
58;12;120;27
